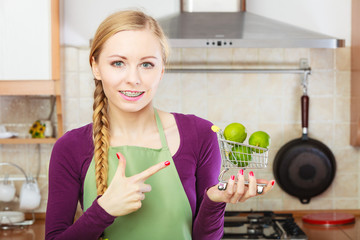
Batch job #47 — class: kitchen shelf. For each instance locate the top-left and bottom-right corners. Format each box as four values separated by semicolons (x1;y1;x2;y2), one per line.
0;80;60;96
0;138;57;144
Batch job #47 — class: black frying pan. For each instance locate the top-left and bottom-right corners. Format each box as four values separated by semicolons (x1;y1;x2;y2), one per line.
273;94;336;204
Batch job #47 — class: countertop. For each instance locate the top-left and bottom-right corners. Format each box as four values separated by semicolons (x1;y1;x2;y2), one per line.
1;210;360;240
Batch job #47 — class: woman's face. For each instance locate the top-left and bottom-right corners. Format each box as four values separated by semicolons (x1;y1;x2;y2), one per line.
91;29;165;113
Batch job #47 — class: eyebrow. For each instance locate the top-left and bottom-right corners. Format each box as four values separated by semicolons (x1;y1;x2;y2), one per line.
107;55;158;60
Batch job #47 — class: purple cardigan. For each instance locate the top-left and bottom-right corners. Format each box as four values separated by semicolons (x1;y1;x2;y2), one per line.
45;112;226;240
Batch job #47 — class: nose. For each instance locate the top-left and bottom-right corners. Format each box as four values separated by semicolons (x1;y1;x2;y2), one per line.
126;66;141;85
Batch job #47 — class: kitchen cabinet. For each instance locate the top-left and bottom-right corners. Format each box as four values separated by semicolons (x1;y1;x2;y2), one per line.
0;0;63;144
351;0;360;146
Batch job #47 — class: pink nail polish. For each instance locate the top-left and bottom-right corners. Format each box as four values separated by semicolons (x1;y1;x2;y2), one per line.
239;169;244;175
116;153;121;159
249;171;254;177
164;161;170;166
271;180;275;186
231;175;235;180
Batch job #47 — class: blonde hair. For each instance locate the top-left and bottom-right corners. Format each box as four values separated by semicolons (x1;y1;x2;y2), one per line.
89;10;169;195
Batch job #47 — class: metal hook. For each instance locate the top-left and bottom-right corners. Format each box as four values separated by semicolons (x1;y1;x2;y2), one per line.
302;70;311;96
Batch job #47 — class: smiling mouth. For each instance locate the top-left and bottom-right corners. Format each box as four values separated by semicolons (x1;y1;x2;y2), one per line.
119;90;145;97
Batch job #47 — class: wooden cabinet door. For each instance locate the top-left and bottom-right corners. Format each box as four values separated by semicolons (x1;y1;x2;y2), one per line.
0;0;52;80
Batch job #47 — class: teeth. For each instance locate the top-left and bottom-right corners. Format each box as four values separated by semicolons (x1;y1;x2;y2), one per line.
120;91;144;97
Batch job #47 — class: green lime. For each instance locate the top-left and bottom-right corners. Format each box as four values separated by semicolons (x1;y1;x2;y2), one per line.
224;123;247;143
249;131;271;153
229;145;252;167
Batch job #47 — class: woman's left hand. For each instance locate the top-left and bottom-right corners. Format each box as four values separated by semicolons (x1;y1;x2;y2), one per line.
207;169;275;203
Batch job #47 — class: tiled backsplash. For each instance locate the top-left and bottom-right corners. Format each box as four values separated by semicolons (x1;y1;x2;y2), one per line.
0;46;356;213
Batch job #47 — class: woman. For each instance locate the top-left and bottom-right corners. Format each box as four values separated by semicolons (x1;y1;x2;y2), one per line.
45;10;275;240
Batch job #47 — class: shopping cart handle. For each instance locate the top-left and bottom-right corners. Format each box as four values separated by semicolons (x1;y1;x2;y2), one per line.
211;125;220;133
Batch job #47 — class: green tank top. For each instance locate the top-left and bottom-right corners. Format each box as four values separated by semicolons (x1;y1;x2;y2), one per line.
83;110;193;239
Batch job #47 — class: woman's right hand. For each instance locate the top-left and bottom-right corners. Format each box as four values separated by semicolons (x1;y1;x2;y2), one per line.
97;152;170;217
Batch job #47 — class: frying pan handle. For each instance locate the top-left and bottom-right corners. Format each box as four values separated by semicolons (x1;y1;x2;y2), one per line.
301;95;309;136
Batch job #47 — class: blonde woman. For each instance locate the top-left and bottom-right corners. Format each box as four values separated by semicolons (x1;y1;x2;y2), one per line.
45;10;275;240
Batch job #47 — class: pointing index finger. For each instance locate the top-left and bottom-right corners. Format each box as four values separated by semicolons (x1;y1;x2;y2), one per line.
135;161;170;181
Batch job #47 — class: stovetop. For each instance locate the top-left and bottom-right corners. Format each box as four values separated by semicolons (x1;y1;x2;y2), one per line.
222;211;308;240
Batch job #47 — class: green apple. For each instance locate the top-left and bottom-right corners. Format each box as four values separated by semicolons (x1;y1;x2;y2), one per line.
249;131;271;153
229;145;252;167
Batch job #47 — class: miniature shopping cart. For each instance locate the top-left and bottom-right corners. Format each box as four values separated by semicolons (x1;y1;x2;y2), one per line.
211;125;269;194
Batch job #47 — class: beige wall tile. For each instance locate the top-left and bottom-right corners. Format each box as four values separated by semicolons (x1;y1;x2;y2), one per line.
335;97;350;123
309;122;333;147
336;47;351;71
308;71;335;96
79;98;93;125
167;48;182;66
258;97;283;123
284;48;310;66
334;173;358;198
154;97;181;113
181;48;207;68
334;147;359;173
64;47;79;72
310;49;335;70
283;95;302;123
207;95;232;122
258;74;284;97
158;73;181;98
207;73;235;97
206;48;233;68
64;72;79;98
308;97;334;122
258;48;284;68
79;48;91;72
334;199;359;209
333;123;350;147
233;48;259;68
231;74;259;97
232;97;258;123
79;72;95;98
283;123;302;143
336;71;351;97
257;199;283;211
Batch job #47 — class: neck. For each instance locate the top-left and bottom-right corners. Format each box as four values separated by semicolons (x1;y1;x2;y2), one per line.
108;104;158;144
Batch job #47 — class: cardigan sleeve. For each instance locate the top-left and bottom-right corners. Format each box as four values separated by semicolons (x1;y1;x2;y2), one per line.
191;117;226;240
45;127;115;240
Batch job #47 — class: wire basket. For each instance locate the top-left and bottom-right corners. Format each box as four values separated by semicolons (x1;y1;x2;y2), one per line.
211;125;269;193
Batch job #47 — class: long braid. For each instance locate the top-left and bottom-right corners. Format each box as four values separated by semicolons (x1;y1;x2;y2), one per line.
93;79;110;196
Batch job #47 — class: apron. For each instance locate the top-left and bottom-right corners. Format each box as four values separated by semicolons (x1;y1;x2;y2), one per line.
83;110;193;240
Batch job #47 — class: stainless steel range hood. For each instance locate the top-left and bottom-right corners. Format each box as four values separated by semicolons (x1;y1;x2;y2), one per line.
158;1;345;48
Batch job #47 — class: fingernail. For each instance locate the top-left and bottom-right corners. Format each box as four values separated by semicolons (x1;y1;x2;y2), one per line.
271;180;275;186
239;169;244;175
249;171;254;177
116;153;121;159
164;161;170;166
231;175;235;180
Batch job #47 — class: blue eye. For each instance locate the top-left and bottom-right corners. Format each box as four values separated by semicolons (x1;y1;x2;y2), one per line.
112;61;124;67
141;62;154;68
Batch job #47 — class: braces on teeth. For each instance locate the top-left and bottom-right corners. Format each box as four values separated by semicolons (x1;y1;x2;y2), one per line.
121;91;144;97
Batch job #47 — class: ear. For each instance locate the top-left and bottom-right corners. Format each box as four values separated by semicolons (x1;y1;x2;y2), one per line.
91;56;102;80
159;64;165;81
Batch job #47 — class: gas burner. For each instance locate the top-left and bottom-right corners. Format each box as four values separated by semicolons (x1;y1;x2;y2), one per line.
248;213;264;223
222;211;307;240
247;224;263;235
